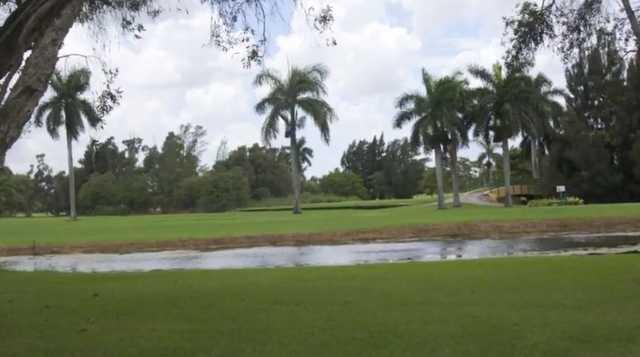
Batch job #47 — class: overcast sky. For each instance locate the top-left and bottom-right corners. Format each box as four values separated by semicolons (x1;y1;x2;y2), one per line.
6;0;565;177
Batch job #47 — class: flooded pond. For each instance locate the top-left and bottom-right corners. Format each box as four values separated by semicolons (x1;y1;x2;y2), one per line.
1;232;639;273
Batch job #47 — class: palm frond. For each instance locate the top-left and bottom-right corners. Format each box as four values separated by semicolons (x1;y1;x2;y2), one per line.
421;69;434;95
49;71;65;95
45;107;64;140
395;92;422;110
255;95;282;115
468;65;496;87
254;68;284;88
66;68;91;94
261;109;282;146
76;99;102;128
34;99;57;128
393;110;417;129
297;97;336;144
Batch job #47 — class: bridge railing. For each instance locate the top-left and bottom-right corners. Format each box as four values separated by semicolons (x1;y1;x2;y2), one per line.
485;185;539;202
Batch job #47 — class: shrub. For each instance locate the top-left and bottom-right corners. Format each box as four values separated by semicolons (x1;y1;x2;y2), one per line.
319;170;367;199
252;187;272;201
196;168;250;212
92;205;131;216
528;197;585;207
77;173;119;214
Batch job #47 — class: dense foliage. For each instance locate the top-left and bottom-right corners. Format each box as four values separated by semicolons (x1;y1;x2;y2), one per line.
341;135;426;199
541;35;640;203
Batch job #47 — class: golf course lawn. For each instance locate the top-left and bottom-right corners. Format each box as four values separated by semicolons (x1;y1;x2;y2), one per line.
1;255;639;356
1;202;640;247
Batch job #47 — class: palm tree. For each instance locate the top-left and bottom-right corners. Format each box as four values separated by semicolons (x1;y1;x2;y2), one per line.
468;63;531;207
521;73;564;180
34;68;102;220
444;73;472;208
294;136;314;173
254;64;336;214
394;69;467;210
476;135;501;187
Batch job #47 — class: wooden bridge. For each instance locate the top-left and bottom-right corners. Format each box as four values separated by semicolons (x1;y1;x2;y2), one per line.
485;185;541;202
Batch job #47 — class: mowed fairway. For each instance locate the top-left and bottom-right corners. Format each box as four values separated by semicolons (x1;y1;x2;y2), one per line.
1;202;640;247
1;255;639;356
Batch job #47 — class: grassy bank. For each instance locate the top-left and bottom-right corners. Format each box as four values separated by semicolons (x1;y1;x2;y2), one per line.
241;196;437;211
1;255;639;356
1;202;640;248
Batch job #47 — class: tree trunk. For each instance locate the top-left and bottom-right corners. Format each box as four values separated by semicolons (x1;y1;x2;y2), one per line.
0;0;70;80
289;112;302;215
488;164;493;187
66;129;77;220
502;139;513;207
449;141;461;208
621;0;640;49
434;146;446;210
530;139;539;180
0;0;82;164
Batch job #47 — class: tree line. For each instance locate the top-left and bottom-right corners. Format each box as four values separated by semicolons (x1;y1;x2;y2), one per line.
0;130;433;216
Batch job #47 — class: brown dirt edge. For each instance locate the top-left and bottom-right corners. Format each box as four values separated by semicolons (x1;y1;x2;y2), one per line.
2;217;640;257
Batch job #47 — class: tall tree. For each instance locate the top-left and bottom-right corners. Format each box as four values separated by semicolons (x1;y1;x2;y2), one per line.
442;72;471;208
254;64;337;214
521;73;564;180
394;69;465;209
33;67;102;220
468;63;532;207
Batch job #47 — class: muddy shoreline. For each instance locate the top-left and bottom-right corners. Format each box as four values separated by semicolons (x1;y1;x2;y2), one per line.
2;217;640;257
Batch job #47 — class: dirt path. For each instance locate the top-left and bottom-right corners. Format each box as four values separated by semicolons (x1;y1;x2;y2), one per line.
2;217;639;257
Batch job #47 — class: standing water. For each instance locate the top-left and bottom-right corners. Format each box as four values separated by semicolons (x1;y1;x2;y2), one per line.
1;233;639;273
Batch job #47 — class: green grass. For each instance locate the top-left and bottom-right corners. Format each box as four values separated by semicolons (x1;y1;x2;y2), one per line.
1;202;640;247
1;255;640;356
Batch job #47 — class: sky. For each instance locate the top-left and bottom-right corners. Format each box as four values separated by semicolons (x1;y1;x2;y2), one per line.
6;0;566;177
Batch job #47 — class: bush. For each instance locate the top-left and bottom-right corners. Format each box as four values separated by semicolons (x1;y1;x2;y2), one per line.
117;174;152;213
320;170;367;199
78;173;119;213
528;197;585;207
252;187;272;201
92;205;131;216
196;168;250;212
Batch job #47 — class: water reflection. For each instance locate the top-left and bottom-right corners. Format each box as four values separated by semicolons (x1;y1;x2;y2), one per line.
1;233;639;273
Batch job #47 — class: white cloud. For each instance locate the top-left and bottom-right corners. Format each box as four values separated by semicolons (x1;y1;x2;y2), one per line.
6;0;566;176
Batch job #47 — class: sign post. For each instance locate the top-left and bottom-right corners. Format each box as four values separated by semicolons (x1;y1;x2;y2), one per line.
556;185;567;201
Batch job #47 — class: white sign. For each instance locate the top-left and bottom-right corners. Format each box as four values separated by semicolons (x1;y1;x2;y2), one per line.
556;185;566;193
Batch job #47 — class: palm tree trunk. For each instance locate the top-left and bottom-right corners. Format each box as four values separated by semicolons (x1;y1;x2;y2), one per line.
501;139;513;208
449;142;461;208
488;164;493;187
530;140;540;180
289;117;302;215
66;130;77;220
434;147;446;210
